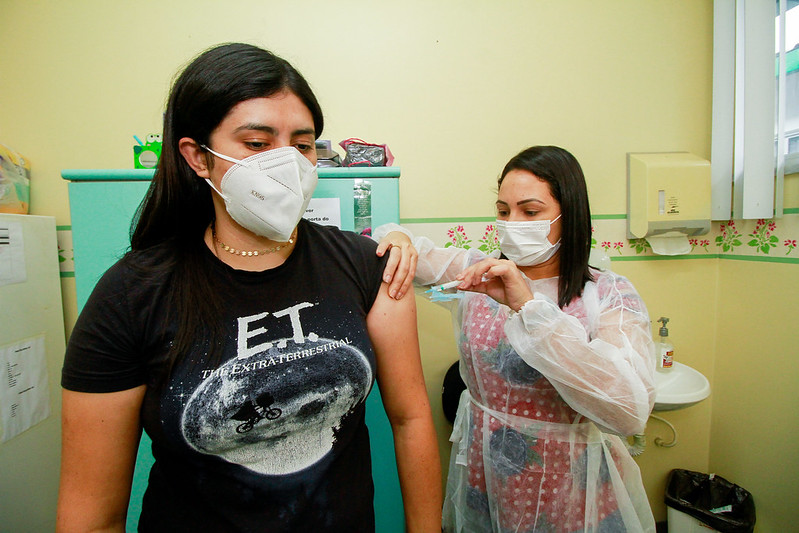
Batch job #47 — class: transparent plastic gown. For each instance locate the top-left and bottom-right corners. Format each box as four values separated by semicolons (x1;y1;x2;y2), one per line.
375;225;657;533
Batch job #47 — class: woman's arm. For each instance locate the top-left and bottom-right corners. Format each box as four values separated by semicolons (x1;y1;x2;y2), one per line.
504;278;655;436
454;258;655;435
367;284;442;532
374;223;488;289
457;259;654;435
57;386;146;533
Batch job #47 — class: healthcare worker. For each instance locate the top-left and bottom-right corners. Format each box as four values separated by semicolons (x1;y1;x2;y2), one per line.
376;145;657;532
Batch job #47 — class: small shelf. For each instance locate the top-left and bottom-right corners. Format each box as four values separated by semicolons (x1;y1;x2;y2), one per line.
61;169;155;182
62;166;400;182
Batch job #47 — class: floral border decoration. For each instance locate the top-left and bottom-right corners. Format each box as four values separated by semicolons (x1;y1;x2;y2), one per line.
425;216;799;259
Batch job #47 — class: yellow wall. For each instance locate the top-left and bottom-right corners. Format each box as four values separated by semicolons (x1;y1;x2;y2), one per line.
612;259;717;520
0;0;713;223
711;261;799;533
3;1;797;530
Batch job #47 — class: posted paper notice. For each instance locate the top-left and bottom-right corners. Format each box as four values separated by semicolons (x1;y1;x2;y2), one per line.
0;335;50;441
304;198;341;228
0;220;27;287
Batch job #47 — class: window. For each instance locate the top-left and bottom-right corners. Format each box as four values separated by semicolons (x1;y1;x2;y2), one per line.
711;0;796;220
776;0;799;175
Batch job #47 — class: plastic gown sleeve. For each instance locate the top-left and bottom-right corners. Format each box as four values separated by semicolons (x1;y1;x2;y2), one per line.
372;223;490;287
504;281;656;436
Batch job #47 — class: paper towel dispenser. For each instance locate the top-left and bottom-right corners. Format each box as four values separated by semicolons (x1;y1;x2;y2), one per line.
627;152;711;254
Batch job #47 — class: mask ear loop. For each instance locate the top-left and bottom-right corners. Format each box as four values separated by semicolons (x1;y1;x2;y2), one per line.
547;213;563;246
197;145;234;200
201;144;310;170
200;144;246;166
204;178;226;199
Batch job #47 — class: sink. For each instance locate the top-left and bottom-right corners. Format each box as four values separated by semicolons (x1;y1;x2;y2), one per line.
653;361;710;411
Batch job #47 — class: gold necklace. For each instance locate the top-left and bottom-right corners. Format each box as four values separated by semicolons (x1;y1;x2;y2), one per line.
211;225;296;257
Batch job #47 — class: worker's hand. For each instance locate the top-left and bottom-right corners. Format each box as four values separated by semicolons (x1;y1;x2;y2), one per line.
455;258;533;311
376;231;418;300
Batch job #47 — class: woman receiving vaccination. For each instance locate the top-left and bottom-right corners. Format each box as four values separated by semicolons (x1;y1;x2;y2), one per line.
58;43;441;532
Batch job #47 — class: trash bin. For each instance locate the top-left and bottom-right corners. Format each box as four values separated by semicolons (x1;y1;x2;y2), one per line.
664;469;756;533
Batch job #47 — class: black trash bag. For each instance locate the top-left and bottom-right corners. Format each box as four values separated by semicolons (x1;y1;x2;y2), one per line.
665;469;756;533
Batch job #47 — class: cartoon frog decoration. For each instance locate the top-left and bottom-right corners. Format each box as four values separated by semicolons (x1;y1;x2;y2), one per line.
134;133;162;169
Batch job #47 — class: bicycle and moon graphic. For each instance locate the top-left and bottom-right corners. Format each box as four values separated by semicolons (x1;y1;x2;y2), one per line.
230;391;283;434
182;334;373;475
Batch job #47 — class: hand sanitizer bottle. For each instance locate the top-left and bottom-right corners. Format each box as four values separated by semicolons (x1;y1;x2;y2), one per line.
656;317;673;372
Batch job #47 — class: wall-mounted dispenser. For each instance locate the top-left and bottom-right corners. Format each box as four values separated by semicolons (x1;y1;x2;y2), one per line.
627;152;711;255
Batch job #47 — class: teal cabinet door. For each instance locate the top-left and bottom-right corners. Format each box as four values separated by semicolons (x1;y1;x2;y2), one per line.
65;169;403;532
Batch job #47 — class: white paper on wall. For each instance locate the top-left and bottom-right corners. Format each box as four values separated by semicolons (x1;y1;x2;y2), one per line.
0;335;50;442
304;198;341;228
0;220;26;287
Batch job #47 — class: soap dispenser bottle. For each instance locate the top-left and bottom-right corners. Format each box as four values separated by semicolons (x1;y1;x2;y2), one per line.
656;317;673;372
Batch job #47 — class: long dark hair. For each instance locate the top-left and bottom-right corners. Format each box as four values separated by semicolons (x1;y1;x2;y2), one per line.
499;146;594;308
130;43;324;367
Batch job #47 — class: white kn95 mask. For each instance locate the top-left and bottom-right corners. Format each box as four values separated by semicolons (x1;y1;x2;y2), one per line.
201;145;318;242
495;214;562;266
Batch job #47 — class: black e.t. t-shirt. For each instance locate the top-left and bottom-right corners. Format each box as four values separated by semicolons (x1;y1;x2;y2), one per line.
62;220;388;532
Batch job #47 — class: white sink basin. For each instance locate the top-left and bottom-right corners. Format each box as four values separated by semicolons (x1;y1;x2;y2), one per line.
653;361;710;411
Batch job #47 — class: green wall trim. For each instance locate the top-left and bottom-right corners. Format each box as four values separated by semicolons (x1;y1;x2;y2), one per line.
717;254;799;264
591;214;627;220
401;216;494;224
60;271;75;278
405;211;799;222
611;254;720;262
610;253;799;264
56;225;71;231
401;214;628;224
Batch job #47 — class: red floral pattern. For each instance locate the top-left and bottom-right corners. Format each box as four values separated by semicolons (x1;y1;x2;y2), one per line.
451;285;634;532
